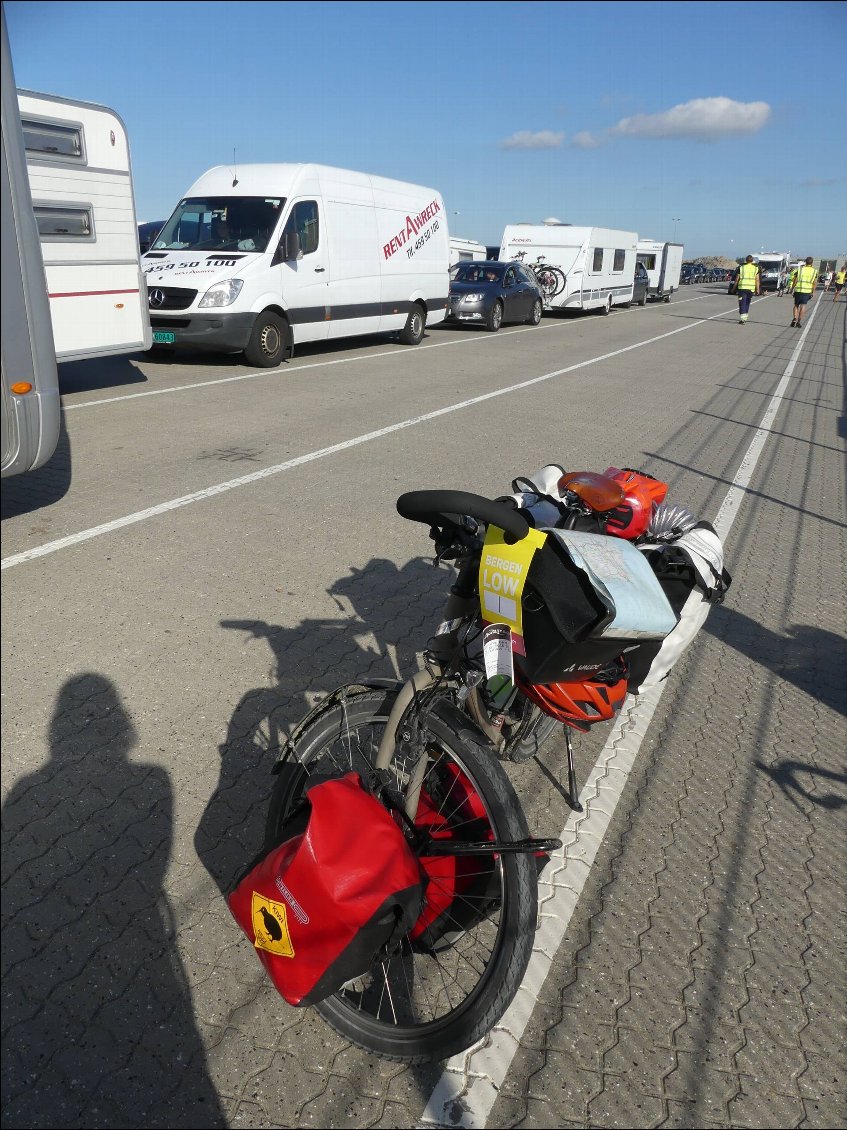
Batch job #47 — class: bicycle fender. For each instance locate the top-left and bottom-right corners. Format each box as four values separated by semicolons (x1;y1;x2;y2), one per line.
271;679;403;774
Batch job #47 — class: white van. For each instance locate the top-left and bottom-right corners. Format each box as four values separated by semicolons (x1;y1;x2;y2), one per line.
499;223;638;314
18;89;151;362
143;164;450;365
755;252;790;292
636;239;684;303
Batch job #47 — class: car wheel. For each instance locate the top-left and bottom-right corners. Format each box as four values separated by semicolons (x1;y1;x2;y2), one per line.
244;312;289;367
526;298;542;326
486;301;503;332
638;291;647;307
399;303;425;345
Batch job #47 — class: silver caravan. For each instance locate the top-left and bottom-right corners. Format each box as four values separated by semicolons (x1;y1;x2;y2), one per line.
636;239;684;302
499;223;638;313
18;89;151;361
2;9;59;477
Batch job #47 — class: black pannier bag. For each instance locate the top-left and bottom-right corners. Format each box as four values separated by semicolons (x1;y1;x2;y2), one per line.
517;529;678;686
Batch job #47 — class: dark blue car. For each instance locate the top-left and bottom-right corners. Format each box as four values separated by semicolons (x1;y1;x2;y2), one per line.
446;261;544;332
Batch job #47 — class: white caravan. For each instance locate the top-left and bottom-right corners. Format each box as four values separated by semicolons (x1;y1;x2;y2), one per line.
754;252;790;292
2;11;59;476
449;236;487;265
499;223;638;313
636;239;684;302
18;90;151;362
143;164;450;365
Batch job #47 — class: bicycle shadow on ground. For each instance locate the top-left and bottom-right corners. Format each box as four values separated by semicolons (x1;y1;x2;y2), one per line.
1;673;225;1128
195;554;448;898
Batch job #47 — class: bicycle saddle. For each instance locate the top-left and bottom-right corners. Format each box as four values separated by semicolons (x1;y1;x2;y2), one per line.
557;471;625;513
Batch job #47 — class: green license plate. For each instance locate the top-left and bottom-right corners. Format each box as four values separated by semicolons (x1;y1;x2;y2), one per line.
153;331;175;344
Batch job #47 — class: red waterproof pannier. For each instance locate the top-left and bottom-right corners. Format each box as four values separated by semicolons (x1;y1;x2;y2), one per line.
228;772;423;1007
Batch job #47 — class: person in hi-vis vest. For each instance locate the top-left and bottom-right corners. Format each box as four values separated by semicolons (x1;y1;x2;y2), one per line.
791;258;818;327
735;255;760;324
833;265;846;302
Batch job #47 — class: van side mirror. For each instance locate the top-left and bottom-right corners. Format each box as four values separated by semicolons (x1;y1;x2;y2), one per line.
272;231;302;266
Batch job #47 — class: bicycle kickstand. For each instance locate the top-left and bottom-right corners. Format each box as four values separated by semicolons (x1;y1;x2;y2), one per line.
563;727;583;812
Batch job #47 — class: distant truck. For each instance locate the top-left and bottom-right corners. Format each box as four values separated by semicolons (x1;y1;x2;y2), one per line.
18;89;151;361
636;240;684;302
449;237;487;265
143;163;449;364
499;223;638;314
754;252;790;292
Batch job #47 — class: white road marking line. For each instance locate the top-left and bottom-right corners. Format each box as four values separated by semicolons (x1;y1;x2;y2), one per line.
63;296;714;412
419;295;821;1128
0;298;760;572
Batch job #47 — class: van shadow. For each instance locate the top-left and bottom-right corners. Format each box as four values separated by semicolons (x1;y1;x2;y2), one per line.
195;555;448;898
144;329;437;368
1;673;225;1127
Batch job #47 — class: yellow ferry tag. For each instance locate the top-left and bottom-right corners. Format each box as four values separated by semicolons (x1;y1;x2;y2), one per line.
251;892;295;958
479;525;547;640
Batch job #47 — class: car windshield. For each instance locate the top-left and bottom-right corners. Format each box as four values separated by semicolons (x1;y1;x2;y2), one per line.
453;264;504;283
152;196;285;253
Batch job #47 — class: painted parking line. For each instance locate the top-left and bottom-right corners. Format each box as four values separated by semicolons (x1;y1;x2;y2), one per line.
420;294;822;1128
1;299;762;572
63;296;716;412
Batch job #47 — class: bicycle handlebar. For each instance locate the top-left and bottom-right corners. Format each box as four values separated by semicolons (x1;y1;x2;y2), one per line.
397;490;530;544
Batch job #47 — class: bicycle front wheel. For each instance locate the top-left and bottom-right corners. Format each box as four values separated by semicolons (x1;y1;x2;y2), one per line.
266;688;538;1062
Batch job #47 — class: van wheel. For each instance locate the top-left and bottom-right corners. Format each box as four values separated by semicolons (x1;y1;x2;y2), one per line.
602;294;612;315
244;312;289;367
399;304;425;345
486;301;503;332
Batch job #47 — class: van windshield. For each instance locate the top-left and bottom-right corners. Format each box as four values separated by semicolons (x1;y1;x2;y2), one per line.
152;196;285;253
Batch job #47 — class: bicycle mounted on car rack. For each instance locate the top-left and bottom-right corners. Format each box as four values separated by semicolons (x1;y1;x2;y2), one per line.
512;249;567;304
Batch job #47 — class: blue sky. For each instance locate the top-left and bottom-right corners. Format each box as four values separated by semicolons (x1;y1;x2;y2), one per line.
6;0;845;259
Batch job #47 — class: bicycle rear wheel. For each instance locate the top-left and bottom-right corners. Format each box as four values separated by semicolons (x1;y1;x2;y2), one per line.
266;688;538;1062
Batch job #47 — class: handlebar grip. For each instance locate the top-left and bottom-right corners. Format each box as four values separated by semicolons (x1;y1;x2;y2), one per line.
397;490;530;544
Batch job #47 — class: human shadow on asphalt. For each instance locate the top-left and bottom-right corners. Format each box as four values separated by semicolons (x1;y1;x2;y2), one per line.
1;673;226;1128
1;408;72;518
196;555;447;899
705;605;847;721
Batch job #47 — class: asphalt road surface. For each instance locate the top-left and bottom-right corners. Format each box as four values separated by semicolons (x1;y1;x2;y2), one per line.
2;285;845;1129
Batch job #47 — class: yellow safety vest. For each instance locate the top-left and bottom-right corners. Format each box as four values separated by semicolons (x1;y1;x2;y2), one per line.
794;265;817;294
837;270;846;285
738;262;759;289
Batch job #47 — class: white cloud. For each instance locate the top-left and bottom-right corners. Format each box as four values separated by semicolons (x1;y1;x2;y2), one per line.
571;97;771;148
498;130;565;151
571;131;602;149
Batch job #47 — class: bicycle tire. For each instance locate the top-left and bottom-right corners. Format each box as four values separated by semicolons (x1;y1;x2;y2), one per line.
534;266;566;300
266;688;538;1063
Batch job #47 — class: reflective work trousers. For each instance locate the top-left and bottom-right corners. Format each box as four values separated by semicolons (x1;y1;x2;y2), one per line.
737;289;755;315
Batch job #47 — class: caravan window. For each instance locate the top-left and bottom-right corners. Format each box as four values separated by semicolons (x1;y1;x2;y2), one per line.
639;254;657;271
592;248;604;272
33;204;93;241
613;249;626;272
281;201;320;255
21;118;85;163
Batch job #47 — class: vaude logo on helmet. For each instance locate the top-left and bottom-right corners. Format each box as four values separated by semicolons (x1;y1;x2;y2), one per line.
149;289;166;308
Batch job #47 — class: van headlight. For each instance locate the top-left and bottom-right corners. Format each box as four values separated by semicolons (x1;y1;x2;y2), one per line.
199;279;244;308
